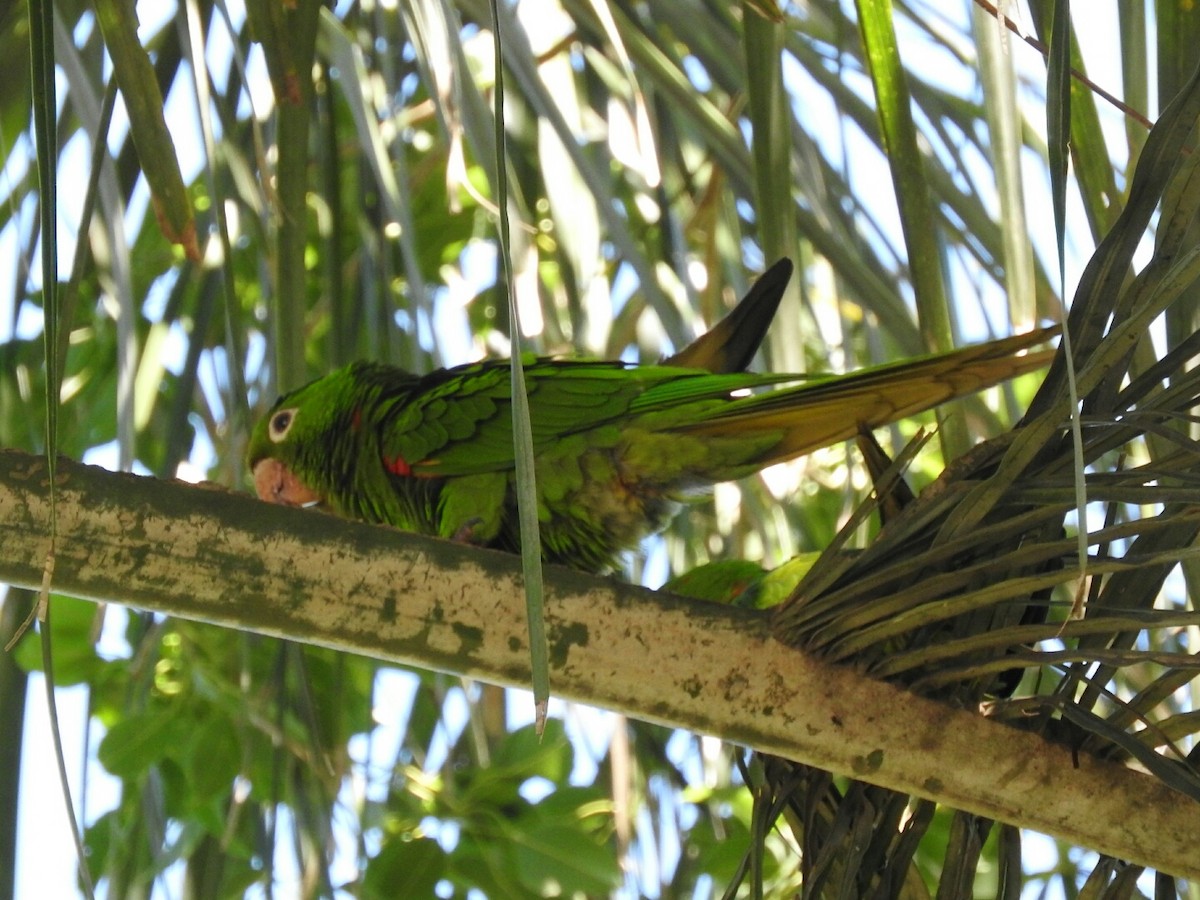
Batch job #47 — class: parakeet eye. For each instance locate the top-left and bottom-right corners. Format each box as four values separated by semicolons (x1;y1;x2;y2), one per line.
268;408;298;442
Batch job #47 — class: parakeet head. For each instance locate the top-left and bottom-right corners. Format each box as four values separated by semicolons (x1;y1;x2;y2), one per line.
247;364;383;509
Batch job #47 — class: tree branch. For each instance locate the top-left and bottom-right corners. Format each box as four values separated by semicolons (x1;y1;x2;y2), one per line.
0;448;1196;877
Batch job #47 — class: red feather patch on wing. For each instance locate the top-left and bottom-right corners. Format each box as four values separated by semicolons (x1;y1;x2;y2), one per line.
383;454;412;477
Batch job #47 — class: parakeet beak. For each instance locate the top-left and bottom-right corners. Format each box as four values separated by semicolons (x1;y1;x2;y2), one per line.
253;458;324;508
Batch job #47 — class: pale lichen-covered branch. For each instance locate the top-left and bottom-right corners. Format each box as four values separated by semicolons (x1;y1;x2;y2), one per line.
0;449;1196;877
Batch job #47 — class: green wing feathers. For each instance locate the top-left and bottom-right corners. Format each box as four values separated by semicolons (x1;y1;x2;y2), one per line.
384;360;654;477
370;323;1059;485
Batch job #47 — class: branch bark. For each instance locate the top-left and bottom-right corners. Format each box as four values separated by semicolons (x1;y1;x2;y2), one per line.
0;449;1196;877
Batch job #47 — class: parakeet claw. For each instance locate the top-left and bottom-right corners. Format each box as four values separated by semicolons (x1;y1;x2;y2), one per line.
450;517;485;544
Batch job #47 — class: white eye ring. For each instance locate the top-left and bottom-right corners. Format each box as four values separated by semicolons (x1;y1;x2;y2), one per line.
268;408;298;442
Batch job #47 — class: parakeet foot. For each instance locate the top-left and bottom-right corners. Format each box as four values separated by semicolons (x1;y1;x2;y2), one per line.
450;517;485;544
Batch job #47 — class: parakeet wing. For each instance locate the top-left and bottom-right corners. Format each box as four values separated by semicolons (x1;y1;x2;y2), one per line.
375;357;789;478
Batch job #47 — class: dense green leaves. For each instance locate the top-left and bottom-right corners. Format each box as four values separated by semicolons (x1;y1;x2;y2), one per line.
12;596;104;685
363;836;445;898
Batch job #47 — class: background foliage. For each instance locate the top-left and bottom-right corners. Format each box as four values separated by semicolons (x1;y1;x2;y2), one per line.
0;0;1197;897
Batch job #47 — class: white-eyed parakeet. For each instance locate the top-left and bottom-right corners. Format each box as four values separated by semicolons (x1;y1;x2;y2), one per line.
248;262;1055;572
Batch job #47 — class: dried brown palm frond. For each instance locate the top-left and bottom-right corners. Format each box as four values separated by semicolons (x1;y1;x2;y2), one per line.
739;57;1200;900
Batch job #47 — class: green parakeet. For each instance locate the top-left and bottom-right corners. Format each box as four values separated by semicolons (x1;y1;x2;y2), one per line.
248;265;1055;572
662;556;818;609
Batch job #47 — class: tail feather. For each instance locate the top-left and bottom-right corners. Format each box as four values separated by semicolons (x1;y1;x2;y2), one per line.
664;259;794;373
683;328;1058;466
